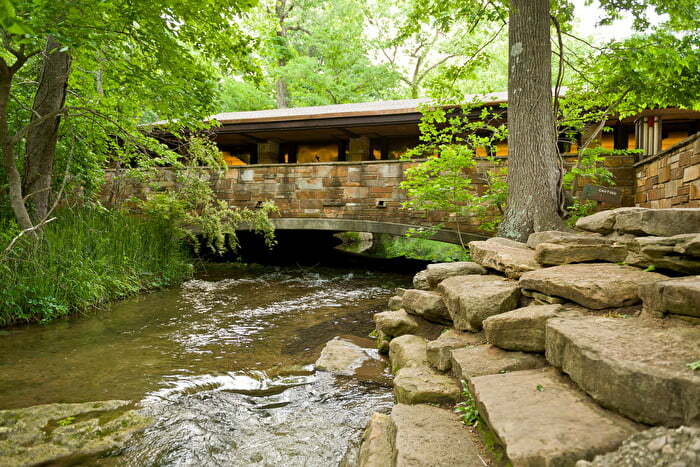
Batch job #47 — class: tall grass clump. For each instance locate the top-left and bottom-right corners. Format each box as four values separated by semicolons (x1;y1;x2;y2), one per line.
0;206;193;326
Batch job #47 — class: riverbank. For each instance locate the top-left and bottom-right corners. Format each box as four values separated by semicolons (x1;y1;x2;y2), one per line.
0;207;193;327
357;207;700;466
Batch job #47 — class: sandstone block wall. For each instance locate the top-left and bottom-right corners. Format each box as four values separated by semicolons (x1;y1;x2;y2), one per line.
634;133;700;208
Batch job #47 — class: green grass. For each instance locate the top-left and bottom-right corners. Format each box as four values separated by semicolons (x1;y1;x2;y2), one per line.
0;207;193;326
372;233;471;262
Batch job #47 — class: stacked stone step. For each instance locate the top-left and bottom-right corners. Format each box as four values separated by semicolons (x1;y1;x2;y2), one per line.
361;207;700;467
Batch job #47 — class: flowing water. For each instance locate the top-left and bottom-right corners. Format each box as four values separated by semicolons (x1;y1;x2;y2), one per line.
0;263;411;466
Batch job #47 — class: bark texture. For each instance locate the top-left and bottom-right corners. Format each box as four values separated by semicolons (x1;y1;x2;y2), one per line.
498;0;565;242
23;36;71;222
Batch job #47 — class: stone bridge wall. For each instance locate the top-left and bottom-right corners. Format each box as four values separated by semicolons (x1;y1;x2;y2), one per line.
213;160;487;234
634;133;700;208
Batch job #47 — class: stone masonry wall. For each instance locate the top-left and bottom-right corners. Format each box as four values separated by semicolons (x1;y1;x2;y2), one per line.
104;151;641;235
634;133;700;208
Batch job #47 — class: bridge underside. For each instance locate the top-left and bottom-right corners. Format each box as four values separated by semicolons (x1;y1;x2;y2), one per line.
242;218;486;245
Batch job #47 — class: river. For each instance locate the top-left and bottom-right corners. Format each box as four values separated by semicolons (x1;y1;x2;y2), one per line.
0;263;411;466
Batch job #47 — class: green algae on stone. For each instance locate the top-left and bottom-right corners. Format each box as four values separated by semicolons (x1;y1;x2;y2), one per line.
0;400;151;466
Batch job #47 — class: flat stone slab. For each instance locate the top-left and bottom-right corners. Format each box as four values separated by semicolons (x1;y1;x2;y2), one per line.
640;275;700;318
469;237;541;279
423;261;486;288
575;207;646;234
624;234;700;274
315;337;376;375
401;290;450;324
391;404;484;466
546;316;700;426
469;367;640;467
613;208;700;237
357;413;396;467
483;304;565;352
450;344;546;384
389;335;428;373
576;426;700;467
519;263;668;309
438;275;520;331
394;366;461;405
427;329;485;372
0;400;151;467
534;242;627;266
527;230;608;249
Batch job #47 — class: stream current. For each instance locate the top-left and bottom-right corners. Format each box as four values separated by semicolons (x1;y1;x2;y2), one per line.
0;264;411;466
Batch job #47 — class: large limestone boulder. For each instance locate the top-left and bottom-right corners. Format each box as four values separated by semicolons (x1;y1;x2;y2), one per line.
357;413;396;467
575;207;646;234
482;304;564;352
469;367;641;467
401;290;450;324
438;275;520;331
450;344;546;384
546;316;700;426
389;335;428;372
526;230;606;249
576;426;700;467
412;269;430;290
613;208;700;237
426;329;485;372
423;261;486;288
373;310;442;340
315;337;376;375
640;276;700;319
519;263;668;309
0;400;151;467
469;237;540;279
534;242;627;266
391;404;484;466
374;309;420;337
393;366;461;405
624;234;700;274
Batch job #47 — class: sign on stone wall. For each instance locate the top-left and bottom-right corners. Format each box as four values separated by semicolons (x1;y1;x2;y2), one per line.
581;184;622;205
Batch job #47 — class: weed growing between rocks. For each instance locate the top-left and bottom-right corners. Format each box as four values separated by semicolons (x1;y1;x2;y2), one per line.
454;382;480;427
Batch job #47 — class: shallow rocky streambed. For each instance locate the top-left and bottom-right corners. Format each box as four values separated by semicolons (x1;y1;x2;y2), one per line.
0;264;410;466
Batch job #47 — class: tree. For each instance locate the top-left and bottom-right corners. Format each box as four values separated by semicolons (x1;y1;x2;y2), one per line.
0;0;256;235
497;0;566;240
225;0;402;110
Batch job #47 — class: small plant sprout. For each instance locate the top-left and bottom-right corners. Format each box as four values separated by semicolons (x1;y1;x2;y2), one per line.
536;384;545;392
454;381;480;427
57;416;76;426
688;361;700;371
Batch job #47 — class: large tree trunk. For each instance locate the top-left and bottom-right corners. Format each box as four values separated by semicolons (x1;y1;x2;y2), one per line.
275;70;290;108
23;36;71;222
0;71;35;235
497;0;565;242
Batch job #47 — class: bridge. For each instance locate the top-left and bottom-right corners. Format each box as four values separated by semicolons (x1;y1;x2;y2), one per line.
214;159;486;245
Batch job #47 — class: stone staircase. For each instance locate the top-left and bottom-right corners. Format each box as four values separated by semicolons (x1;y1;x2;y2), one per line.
353;207;700;467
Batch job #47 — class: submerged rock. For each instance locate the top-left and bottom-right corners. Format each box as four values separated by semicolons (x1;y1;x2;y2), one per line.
0;400;151;467
315;337;375;376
